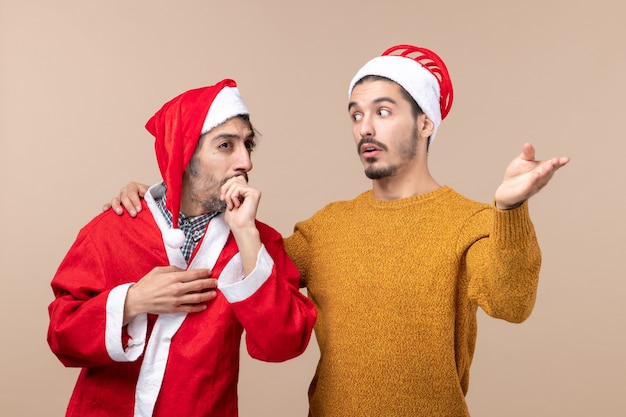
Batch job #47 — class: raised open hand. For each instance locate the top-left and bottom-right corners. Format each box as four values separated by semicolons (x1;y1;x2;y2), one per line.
494;143;570;210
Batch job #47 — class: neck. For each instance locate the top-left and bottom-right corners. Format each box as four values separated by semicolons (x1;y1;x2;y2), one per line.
180;193;203;217
371;160;439;200
180;189;218;218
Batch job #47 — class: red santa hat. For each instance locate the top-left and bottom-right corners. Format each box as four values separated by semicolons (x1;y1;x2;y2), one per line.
145;78;248;248
348;44;453;142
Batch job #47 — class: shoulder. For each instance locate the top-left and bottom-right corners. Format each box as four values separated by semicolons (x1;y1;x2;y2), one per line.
76;202;158;241
308;191;370;218
438;186;492;215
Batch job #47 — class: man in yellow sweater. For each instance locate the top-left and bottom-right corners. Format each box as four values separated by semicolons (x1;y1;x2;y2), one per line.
107;44;569;416
284;44;568;416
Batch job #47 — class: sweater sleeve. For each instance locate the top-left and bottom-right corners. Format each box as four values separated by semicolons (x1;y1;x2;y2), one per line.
283;220;312;288
224;226;317;362
464;201;542;323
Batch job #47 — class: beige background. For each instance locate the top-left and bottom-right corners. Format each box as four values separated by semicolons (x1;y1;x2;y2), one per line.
1;0;625;416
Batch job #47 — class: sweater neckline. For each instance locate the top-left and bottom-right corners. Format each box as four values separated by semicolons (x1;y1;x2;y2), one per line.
362;185;452;210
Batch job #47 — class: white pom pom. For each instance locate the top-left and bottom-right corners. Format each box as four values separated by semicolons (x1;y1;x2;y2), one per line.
164;228;185;249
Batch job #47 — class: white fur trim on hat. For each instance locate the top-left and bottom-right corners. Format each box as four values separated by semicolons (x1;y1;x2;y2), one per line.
201;87;249;135
348;55;442;141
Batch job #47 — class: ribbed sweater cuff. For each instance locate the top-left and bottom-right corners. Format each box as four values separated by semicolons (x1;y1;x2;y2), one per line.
492;200;535;242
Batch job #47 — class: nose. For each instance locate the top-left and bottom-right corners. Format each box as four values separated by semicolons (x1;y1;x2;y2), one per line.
234;144;253;173
358;114;375;138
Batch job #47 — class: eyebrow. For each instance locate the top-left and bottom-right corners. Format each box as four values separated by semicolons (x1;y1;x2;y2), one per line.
348;96;398;111
210;131;255;142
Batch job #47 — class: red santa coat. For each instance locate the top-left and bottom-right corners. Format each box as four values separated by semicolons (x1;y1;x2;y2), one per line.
48;184;317;417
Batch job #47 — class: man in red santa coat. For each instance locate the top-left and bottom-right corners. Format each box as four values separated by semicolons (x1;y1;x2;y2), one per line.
47;78;317;417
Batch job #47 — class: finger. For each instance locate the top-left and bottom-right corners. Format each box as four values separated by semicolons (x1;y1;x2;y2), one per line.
182;278;218;294
111;197;124;215
180;289;218;304
177;268;212;283
152;265;186;275
125;195;143;214
205;278;218;289
223;187;237;210
128;189;144;212
221;178;244;208
120;183;144;213
542;156;569;176
224;186;246;210
220;182;233;210
230;187;245;209
529;161;562;196
137;183;149;198
554;156;570;169
119;195;137;217
102;202;115;213
102;198;123;215
175;303;209;314
520;143;536;161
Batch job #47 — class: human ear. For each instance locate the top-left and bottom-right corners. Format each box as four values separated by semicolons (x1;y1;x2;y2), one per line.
419;114;435;139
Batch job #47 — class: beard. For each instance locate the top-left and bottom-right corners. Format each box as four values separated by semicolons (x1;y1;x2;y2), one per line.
186;158;248;213
364;164;397;180
195;192;227;213
358;137;395;179
358;126;419;180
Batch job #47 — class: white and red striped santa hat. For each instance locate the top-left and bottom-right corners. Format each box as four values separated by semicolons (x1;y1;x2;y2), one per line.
145;78;248;248
348;44;454;141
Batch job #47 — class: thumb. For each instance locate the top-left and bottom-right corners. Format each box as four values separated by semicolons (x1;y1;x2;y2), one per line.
520;143;536;161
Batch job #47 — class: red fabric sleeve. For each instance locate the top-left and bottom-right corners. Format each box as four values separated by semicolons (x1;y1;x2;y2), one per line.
229;222;317;362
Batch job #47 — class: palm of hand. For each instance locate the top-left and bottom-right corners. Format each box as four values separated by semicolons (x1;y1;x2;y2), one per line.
494;143;569;210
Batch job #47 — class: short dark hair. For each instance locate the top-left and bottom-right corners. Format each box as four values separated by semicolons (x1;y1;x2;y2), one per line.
353;75;424;119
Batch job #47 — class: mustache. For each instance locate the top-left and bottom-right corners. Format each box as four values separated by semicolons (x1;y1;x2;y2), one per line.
357;137;388;152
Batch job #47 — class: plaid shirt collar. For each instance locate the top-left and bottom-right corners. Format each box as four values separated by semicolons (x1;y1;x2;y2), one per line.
155;189;219;262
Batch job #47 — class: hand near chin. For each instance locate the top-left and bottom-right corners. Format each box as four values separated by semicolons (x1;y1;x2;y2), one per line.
220;176;261;231
220;176;262;276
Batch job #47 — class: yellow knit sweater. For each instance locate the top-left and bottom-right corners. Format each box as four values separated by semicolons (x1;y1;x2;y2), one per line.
284;186;541;417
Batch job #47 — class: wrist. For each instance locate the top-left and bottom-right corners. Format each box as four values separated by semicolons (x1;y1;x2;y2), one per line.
230;224;260;240
495;200;524;210
123;284;140;325
230;228;262;276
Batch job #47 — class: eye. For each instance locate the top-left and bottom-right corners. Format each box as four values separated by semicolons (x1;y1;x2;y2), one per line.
218;141;231;149
351;112;363;122
378;108;391;117
245;140;256;151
